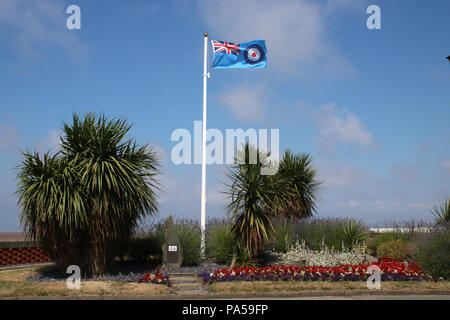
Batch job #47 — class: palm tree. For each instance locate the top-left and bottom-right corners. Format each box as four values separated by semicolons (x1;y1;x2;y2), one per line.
224;144;281;258
430;199;450;224
224;144;320;262
16;113;160;276
273;150;320;218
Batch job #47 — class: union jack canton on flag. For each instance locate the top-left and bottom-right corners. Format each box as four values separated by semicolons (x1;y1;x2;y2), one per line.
211;39;267;69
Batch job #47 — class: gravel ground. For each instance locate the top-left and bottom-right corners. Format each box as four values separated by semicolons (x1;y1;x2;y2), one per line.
27;261;228;283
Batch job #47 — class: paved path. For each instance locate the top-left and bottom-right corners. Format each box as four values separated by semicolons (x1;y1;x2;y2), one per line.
169;272;209;296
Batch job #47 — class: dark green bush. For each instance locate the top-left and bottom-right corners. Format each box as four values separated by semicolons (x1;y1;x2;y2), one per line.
127;237;163;263
377;239;410;260
412;225;450;279
206;220;234;264
123;220;165;263
176;220;201;266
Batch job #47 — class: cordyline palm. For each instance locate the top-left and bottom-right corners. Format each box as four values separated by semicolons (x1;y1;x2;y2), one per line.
430;199;450;224
224;145;320;262
224;144;282;258
273;150;320;218
16;113;160;276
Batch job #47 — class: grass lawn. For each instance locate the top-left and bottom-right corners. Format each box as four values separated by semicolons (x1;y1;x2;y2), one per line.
208;280;450;294
0;266;173;298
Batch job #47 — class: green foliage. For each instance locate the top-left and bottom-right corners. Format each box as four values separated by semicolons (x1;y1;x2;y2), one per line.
176;220;201;266
373;232;412;249
206;220;235;264
127;237;163;264
342;219;367;247
16;113;160;276
225;144;281;256
377;239;410;260
365;235;377;256
224;144;320;259
430;199;450;224
273;150;320;218
293;218;349;251
412;225;450;279
270;218;296;253
233;243;260;267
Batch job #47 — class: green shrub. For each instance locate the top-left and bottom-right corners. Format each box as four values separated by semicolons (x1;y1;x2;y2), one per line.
374;232;411;248
124;220;165;263
127;237;163;264
176;220;201;266
377;239;410;260
430;199;450;224
206;220;261;267
412;225;450;279
206;221;234;264
270;218;296;253
342;219;367;247
365;235;377;256
293;218;349;250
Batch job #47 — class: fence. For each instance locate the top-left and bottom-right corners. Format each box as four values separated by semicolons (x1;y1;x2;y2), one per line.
0;240;52;266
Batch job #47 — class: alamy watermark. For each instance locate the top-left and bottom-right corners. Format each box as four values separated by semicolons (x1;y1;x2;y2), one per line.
366;265;381;290
170;121;280;175
66;265;81;290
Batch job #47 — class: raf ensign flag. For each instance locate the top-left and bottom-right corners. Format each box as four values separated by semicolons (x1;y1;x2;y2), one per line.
211;40;267;69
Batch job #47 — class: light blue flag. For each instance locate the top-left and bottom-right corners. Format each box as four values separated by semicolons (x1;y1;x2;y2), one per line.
211;40;267;69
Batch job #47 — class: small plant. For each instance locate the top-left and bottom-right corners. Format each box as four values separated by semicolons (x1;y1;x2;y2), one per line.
272;240;368;267
430;199;450;224
206;220;234;264
377;239;410;260
176;219;201;267
270;218;296;253
412;225;450;279
342;219;367;247
139;272;170;285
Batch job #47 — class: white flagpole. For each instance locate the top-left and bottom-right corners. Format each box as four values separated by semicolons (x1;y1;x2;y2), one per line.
201;32;209;257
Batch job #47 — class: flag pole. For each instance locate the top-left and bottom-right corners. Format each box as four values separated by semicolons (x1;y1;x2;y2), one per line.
201;32;209;258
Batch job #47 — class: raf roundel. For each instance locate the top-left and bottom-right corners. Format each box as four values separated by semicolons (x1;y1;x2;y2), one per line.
244;44;265;65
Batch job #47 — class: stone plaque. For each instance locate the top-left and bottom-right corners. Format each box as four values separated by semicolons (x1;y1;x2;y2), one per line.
162;216;183;268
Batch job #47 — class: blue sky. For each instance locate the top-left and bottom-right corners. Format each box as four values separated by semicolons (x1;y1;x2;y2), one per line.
0;0;449;231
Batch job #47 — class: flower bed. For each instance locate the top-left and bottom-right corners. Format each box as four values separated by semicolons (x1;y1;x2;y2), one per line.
272;240;369;267
139;272;170;285
199;258;431;283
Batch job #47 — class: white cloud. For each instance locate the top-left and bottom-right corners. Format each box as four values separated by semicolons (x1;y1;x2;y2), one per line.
216;83;268;121
34;130;61;154
442;160;450;171
0;125;20;150
316;159;368;188
407;202;431;209
197;0;356;76
0;0;86;60
316;103;376;150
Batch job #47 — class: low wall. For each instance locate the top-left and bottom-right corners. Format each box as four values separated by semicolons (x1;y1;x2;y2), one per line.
0;241;52;266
